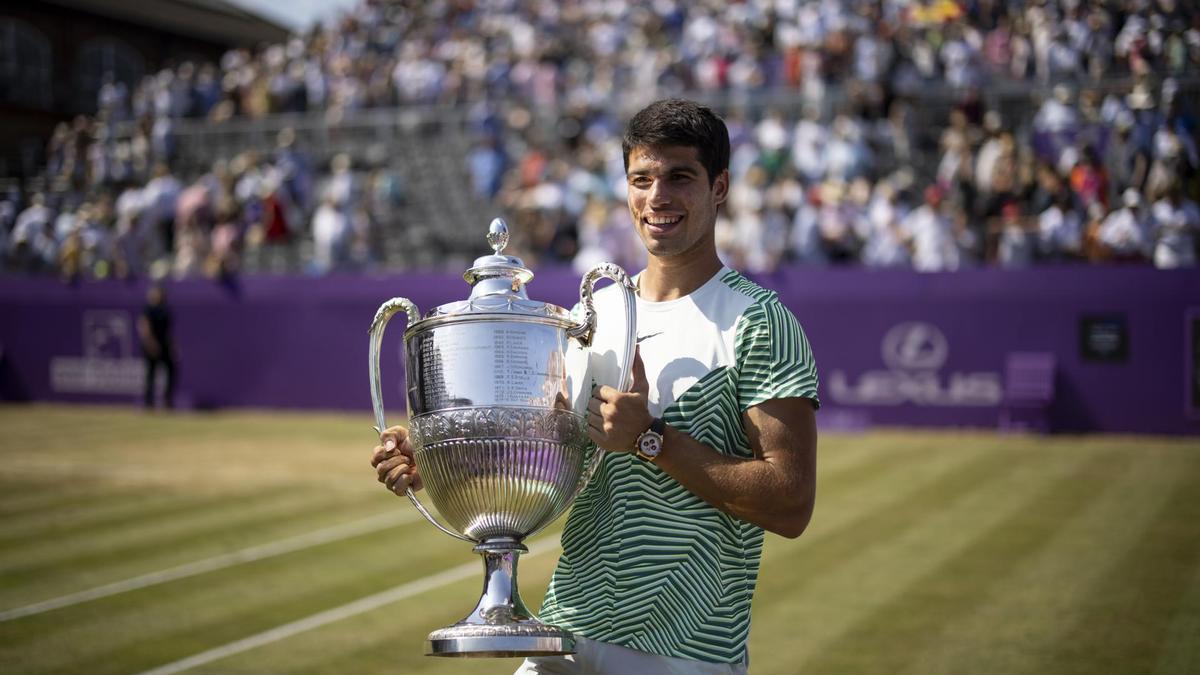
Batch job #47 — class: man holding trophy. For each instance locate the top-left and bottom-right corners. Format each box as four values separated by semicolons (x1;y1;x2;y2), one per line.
372;99;820;674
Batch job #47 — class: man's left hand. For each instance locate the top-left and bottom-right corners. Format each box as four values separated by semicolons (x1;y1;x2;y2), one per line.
586;347;654;452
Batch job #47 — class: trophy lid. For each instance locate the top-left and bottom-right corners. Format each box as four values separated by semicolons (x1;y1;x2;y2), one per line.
462;218;534;296
423;218;569;322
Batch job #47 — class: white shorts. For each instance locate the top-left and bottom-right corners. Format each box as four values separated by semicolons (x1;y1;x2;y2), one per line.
513;637;748;675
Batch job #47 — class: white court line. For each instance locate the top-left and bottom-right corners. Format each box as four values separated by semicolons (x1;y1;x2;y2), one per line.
135;539;557;675
0;510;420;622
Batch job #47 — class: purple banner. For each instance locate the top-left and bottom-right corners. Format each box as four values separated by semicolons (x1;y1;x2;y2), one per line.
1;266;1198;435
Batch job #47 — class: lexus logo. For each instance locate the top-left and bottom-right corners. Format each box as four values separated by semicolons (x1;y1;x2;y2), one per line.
881;322;948;370
84;311;133;358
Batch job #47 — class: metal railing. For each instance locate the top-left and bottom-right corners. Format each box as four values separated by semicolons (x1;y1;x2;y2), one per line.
163;74;1200;149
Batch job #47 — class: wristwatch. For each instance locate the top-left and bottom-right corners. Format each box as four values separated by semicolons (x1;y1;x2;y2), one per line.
635;417;666;462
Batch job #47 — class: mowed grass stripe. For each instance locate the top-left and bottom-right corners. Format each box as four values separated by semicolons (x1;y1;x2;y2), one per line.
1154;562;1200;675
0;515;457;675
767;439;1023;585
0;478;174;520
134;536;563;675
0;482;272;539
0;406;378;497
0;510;420;622
1048;447;1200;674
793;443;1132;674
809;432;986;511
180;538;566;675
748;440;1096;673
737;433;995;557
902;441;1195;672
0;489;395;606
0;483;369;556
0;406;371;447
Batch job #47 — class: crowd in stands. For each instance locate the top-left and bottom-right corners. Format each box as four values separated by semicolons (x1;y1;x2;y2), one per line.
2;0;1199;280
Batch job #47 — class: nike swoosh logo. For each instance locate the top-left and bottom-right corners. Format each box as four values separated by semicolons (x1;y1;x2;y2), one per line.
637;332;664;343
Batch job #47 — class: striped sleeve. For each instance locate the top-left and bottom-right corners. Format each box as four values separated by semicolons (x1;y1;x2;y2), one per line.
734;297;820;412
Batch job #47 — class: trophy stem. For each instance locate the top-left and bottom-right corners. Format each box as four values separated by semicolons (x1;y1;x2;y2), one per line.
426;537;576;657
470;538;534;625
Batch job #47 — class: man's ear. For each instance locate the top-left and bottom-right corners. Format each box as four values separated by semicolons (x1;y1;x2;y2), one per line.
712;169;730;207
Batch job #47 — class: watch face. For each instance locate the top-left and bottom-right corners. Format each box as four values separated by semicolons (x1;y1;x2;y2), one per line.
638;433;661;457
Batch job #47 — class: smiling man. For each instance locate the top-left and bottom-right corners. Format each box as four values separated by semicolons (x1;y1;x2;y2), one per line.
373;99;820;674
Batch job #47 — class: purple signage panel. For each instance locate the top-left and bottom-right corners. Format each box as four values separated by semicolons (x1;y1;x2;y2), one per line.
748;266;1200;435
1;266;1198;435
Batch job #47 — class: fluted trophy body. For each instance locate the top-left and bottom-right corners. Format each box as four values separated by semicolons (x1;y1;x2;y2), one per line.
368;218;637;657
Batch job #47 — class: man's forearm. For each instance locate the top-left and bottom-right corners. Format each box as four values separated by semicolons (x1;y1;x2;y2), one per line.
652;424;815;538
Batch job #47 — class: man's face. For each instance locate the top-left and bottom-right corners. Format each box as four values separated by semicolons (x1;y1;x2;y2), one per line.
626;144;728;261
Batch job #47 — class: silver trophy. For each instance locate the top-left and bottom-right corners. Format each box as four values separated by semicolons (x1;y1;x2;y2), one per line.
368;218;636;657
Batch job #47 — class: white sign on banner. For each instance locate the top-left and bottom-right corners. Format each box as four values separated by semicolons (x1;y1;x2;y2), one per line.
49;310;145;395
828;322;1003;407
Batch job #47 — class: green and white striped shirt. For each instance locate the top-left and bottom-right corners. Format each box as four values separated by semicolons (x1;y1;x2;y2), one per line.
540;267;819;664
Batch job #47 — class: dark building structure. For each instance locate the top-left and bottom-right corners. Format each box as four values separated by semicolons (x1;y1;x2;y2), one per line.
0;0;288;180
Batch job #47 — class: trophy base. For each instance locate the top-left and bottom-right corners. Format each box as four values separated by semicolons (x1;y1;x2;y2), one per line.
425;538;576;658
427;622;575;657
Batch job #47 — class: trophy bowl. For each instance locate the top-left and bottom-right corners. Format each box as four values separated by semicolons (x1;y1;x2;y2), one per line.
368;219;636;657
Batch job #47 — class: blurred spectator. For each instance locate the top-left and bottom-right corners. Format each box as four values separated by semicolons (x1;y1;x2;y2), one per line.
311;193;348;274
1068;145;1108;211
207;198;243;279
1037;191;1085;261
996;202;1036;267
904;185;961;272
1097;189;1152;262
974;112;1006;195
9;194;57;273
789;186;827;266
257;176;296;272
791;105;826;183
817;182;861;265
1149;183;1199;268
1103;111;1149;206
1034;85;1079;135
142;163;182;263
468;135;508;200
112;187;145;279
274;128;314;212
1146;123;1196;198
860;181;912;268
173;181;212;279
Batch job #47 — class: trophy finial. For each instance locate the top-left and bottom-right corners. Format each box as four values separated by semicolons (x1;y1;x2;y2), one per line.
487;218;509;254
465;216;530;297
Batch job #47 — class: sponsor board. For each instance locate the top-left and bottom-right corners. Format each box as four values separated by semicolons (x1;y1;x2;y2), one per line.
49;310;144;395
829;322;1003;407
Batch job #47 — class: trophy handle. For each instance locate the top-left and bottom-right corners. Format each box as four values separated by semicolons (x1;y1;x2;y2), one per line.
566;262;638;403
369;297;474;544
532;262;636;538
566;262;636;361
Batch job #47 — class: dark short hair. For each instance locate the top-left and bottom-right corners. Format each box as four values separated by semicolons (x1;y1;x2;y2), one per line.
621;99;730;185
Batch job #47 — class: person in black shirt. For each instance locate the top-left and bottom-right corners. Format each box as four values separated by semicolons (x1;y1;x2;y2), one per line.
138;283;177;408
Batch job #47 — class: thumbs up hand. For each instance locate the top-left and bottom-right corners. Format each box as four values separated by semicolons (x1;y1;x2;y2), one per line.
587;346;654;452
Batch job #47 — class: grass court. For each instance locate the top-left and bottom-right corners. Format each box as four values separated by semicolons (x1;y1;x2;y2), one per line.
1;405;1197;674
